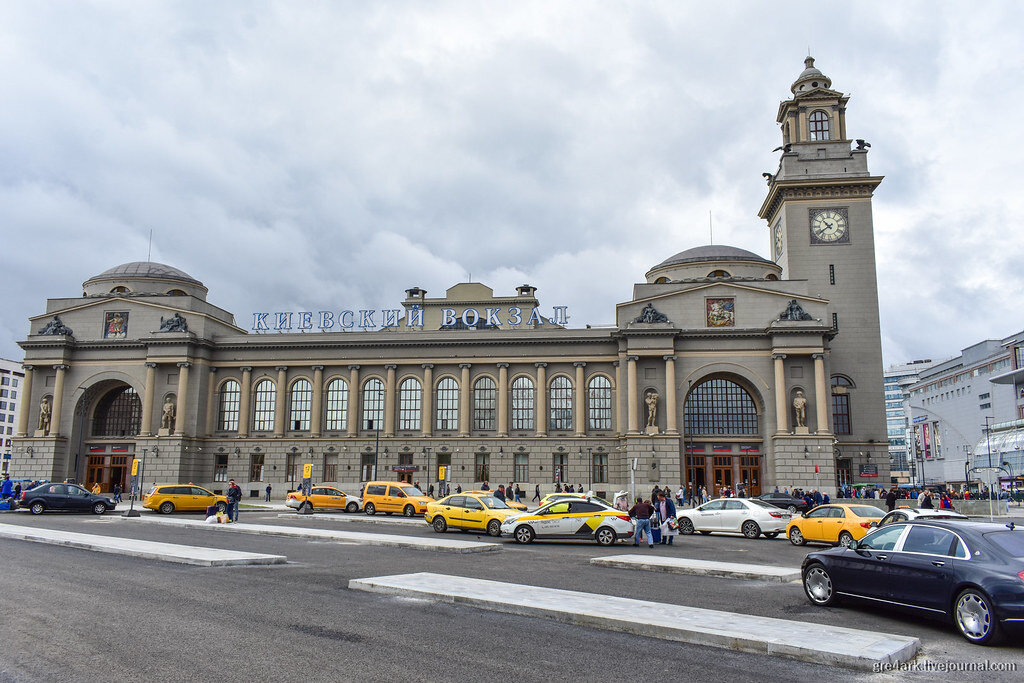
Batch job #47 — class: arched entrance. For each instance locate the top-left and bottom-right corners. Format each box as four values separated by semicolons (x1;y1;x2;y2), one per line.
683;376;764;497
75;383;140;492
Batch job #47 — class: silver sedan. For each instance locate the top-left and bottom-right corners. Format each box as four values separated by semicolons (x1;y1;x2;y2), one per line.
676;498;794;539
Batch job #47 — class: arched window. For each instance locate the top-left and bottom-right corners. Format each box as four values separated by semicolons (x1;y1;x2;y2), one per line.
511;377;535;431
435;377;459;431
110;286;130;294
587;376;613;431
324;378;348;431
549;376;573;431
218;380;241;431
808;110;830;140
289;379;312;431
684;378;758;435
398;378;422;431
708;269;730;278
654;277;669;284
92;386;141;436
252;379;276;431
765;273;779;281
167;289;187;296
473;377;496;431
831;375;854;435
831;375;854;388
362;378;385;431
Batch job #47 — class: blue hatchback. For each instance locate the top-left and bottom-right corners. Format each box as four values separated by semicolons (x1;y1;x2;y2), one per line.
801;519;1024;645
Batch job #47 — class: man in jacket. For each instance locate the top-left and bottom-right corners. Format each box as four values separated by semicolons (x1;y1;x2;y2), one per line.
885;488;897;511
628;497;655;549
655;492;677;545
226;479;242;522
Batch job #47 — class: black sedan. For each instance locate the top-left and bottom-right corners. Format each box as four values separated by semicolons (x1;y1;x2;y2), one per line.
20;483;116;516
757;492;809;513
801;519;1024;645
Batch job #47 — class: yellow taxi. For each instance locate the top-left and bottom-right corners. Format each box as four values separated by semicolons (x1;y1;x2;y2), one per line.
786;503;884;547
361;481;433;517
143;484;228;515
425;491;519;536
464;490;528;512
286;485;361;513
538;492;586;506
500;496;634;546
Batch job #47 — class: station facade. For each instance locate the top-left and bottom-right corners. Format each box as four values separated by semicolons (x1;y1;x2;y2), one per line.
10;59;889;498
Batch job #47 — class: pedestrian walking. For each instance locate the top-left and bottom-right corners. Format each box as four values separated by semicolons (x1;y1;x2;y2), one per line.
533;484;541;502
113;483;122;503
655;492;677;545
265;484;272;502
629;497;655;549
226;479;242;522
885;487;897;511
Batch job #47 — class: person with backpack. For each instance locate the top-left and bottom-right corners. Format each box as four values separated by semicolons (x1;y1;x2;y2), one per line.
226;479;242;522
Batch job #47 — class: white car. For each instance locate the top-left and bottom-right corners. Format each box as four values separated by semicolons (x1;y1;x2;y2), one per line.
499;496;635;546
676;498;793;539
876;507;968;527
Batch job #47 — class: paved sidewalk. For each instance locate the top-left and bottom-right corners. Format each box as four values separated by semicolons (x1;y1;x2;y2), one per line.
350;572;919;671
0;521;286;566
276;513;425;527
124;516;501;553
590;554;801;582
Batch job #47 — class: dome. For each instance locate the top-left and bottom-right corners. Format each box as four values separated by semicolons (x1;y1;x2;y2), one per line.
85;261;204;288
655;245;774;269
790;56;831;95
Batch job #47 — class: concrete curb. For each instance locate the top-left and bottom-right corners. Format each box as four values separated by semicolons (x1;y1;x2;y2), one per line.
349;572;919;671
275;513;425;528
124;516;501;553
0;522;286;566
590;554;801;582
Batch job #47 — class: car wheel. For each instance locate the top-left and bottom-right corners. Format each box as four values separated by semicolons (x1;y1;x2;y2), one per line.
595;527;616;546
954;588;1002;645
513;525;535;544
403;505;415;517
789;527;806;545
29;502;44;515
677;517;695;535
300;502;313;513
365;503;376;515
787;505;797;513
803;563;840;606
159;501;175;515
742;520;761;539
699;530;711;535
433;516;448;533
838;531;855;548
346;502;358;513
92;502;107;515
763;532;779;538
216;502;227;514
486;519;501;537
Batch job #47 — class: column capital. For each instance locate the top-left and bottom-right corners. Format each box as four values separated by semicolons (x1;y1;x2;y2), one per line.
772;353;787;361
626;355;639;362
348;364;361;371
22;364;34;372
495;362;509;369
611;360;619;367
53;364;70;371
811;353;825;360
662;355;676;362
208;366;218;373
275;365;288;372
145;362;158;369
534;362;548;368
421;363;434;370
459;363;472;369
573;361;587;368
177;361;192;369
384;364;398;370
311;365;324;372
240;366;253;373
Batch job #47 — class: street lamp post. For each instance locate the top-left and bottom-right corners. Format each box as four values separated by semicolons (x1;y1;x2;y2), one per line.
983;416;994;501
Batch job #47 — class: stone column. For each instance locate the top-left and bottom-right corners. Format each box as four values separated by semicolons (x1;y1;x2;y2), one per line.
535;362;548;437
574;362;586;436
459;363;472;437
421;364;434;437
626;356;639;434
238;366;253;438
773;354;788;433
204;366;218;436
613;359;622;435
813;353;829;434
384;364;397;437
140;362;157;436
664;355;678;434
15;365;33;437
496;363;509;437
273;366;288;436
174;362;190;436
50;365;69;437
346;365;360;436
310;366;324;437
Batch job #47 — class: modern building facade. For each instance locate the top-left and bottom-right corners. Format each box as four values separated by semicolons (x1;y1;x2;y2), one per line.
884;359;936;484
9;58;890;499
0;358;26;473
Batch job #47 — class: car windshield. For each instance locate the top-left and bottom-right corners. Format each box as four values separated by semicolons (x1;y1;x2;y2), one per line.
479;496;509;510
984;531;1024;558
847;506;883;518
748;499;778;509
399;486;424;497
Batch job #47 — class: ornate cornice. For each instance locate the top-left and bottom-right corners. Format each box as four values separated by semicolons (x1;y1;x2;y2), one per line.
759;176;883;222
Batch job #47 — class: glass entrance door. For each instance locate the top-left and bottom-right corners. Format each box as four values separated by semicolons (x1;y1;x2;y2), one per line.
713;456;733;496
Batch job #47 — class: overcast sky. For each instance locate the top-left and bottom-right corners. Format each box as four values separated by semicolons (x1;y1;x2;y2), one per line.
2;1;1022;367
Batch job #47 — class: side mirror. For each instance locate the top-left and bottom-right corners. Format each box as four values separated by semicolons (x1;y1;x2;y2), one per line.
848;540;859;550
869;521;878;527
801;512;808;518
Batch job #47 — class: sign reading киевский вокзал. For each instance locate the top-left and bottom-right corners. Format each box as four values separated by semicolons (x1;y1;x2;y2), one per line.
250;305;570;332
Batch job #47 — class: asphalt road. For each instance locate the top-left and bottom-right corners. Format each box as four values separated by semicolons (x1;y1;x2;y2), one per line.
0;508;1020;682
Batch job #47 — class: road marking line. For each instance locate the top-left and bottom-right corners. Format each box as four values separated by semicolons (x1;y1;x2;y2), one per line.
0;522;286;566
591;554;801;582
349;572;919;670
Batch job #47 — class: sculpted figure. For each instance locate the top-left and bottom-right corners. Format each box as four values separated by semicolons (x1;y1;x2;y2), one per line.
793;390;807;428
161;396;176;431
645;390;659;427
39;397;52;435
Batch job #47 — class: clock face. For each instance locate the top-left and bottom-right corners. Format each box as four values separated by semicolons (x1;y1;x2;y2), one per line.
810;208;849;244
773;223;783;258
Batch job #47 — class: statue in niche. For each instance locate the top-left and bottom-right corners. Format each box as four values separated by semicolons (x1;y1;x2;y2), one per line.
161;396;176;431
38;316;73;336
645;389;659;427
793;390;807;428
158;312;188;333
39;397;52;435
634;303;669;324
780;299;813;321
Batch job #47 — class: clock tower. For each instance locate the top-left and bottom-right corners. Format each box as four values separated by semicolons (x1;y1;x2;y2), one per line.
758;57;888;484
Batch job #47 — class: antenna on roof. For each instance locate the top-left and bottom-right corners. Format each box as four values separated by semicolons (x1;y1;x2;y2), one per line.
147;229;153;262
709;210;713;245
